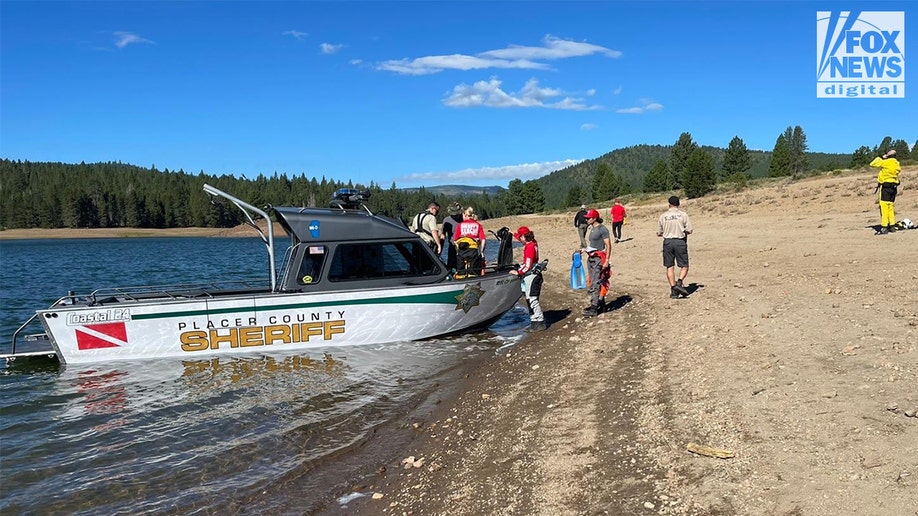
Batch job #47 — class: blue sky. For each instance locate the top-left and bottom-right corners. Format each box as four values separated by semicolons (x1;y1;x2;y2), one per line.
1;1;914;188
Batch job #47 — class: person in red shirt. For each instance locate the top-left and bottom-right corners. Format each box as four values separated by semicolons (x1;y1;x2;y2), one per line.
453;206;487;274
509;226;545;331
453;207;486;255
610;198;626;243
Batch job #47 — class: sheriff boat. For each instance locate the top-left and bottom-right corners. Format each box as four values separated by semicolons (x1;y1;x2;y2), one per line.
5;185;523;364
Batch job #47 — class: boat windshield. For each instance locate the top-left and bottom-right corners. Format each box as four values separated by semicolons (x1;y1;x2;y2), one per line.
328;241;442;282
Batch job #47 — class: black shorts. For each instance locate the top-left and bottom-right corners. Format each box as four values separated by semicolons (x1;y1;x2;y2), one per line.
880;183;898;203
662;238;689;268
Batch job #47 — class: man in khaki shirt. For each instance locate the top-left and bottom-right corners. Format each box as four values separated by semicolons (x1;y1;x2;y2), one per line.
657;196;693;298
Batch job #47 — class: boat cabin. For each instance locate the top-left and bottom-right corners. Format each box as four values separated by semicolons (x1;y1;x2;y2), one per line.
275;204;448;291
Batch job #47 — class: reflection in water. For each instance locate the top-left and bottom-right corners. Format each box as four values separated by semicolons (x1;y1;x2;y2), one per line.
74;370;130;414
181;352;343;387
1;344;492;514
1;238;532;514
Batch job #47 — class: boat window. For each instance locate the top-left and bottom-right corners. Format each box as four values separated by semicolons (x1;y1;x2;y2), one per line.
328;241;441;282
296;245;327;285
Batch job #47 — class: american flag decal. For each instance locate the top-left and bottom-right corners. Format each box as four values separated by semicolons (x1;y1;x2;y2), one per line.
76;322;128;350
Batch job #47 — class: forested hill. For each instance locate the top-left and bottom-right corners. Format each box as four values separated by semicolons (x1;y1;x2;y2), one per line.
536;144;851;208
0;159;518;230
0;143;864;230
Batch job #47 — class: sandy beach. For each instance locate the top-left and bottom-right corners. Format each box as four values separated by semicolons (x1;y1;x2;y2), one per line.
4;168;917;515
337;167;918;515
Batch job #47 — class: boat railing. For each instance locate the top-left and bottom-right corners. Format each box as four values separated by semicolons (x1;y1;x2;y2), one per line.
203;183;277;291
8;313;47;358
58;278;273;306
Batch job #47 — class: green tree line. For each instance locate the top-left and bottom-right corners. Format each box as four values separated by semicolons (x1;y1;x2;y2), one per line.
0;159;550;230
2;131;914;230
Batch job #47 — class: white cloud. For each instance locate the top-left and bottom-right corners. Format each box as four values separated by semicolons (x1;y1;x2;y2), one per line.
613;86;623;95
581;123;598;131
443;78;602;111
283;30;308;40
396;159;585;185
616;98;664;114
376;35;620;75
320;43;344;54
378;55;548;76
479;35;621;60
113;32;153;48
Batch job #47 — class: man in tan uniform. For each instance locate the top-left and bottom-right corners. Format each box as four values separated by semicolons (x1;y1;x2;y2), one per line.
410;202;443;255
657;196;693;298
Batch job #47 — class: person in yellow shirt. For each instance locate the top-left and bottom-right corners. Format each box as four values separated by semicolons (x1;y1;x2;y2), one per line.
870;149;901;235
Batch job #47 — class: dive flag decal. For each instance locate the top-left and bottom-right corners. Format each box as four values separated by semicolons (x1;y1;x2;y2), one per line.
76;322;128;350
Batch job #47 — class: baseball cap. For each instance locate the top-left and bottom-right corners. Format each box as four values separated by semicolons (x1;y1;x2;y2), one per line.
585;209;600;219
514;226;531;239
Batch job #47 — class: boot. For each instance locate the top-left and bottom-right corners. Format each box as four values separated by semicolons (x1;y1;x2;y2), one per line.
674;279;689;297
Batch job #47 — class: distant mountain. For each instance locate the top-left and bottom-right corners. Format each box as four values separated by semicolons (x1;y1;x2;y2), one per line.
400;184;505;197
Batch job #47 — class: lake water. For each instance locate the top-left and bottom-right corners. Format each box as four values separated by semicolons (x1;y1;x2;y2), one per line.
0;237;528;514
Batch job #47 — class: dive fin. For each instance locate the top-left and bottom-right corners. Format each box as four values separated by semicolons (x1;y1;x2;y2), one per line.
570;252;587;289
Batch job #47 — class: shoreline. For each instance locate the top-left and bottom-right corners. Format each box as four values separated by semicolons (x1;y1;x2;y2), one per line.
322;167;918;515
0;227;227;240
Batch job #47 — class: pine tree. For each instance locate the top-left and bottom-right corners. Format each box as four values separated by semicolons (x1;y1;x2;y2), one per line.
564;185;584;208
670;132;698;189
721;136;752;180
521;180;545;213
784;125;809;176
850;146;872;168
683;149;716;198
876;136;893;155
592;162;610;202
505;179;528;215
643;159;673;193
891;139;910;159
768;134;792;177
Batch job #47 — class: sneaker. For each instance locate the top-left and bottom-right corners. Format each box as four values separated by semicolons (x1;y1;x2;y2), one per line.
674;280;690;297
528;321;547;332
876;227;889;235
583;306;599;317
670;287;680;299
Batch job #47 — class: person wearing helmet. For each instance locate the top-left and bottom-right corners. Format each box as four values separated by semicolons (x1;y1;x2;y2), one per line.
581;208;612;316
510;226;546;331
870;149;901;235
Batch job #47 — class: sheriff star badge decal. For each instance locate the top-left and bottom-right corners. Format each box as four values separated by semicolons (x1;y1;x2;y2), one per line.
455;283;485;313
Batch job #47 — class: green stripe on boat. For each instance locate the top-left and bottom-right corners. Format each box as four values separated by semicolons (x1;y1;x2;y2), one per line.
132;289;467;321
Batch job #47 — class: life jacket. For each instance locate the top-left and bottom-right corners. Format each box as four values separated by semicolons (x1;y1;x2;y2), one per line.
411;211;434;241
455;236;479;252
454;237;483;278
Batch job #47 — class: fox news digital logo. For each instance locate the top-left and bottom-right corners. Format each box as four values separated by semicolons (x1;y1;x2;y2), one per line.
816;11;904;98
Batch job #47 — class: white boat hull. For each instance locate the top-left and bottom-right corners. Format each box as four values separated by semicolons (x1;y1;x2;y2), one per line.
39;277;522;364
